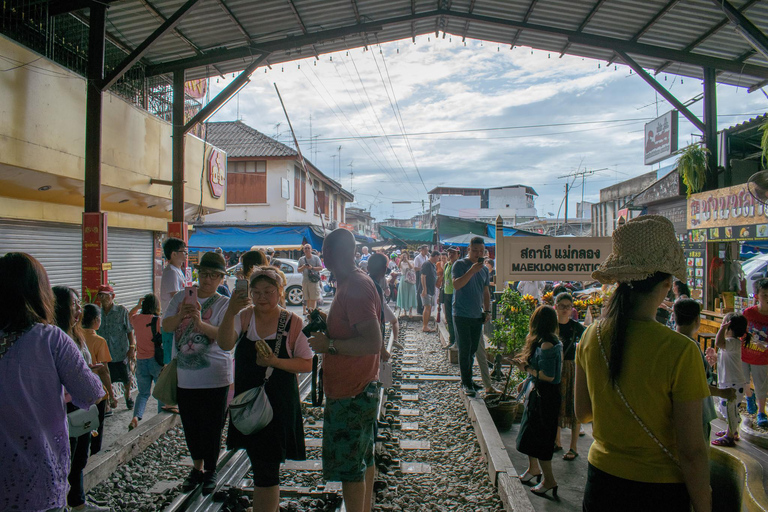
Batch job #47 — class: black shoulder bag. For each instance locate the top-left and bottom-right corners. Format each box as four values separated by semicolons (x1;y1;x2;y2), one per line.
148;317;165;366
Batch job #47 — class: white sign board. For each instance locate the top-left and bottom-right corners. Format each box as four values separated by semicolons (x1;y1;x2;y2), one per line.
495;217;611;281
644;110;678;165
281;177;290;199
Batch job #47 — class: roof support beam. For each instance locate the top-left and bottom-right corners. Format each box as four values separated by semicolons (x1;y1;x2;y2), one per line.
146;9;768;80
559;0;608;57
509;0;539;49
172;70;186;222
445;10;768;79
616;50;705;133
461;0;476;42
183;53;269;134
99;0;203;91
655;0;760;75
703;67;719;190
606;0;680;67
712;0;768;61
215;0;253;42
84;1;106;213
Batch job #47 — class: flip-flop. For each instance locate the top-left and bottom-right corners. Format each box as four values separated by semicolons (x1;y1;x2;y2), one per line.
563;449;579;461
553;445;563;453
162;406;180;414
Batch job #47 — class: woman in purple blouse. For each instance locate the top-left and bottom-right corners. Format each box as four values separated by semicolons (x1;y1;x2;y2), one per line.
0;253;104;512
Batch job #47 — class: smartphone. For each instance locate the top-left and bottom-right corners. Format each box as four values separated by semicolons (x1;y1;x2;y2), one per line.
477;257;485;264
235;279;248;296
183;286;198;305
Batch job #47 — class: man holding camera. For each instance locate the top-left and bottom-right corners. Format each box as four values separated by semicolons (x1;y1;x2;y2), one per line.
308;229;383;512
452;237;491;397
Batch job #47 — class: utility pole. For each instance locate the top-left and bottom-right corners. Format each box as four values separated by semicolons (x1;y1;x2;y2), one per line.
348;161;354;193
559;167;607;234
564;183;569;227
337;146;342;182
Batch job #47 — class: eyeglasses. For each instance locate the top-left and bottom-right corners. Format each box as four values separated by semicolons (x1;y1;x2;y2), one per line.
251;289;277;298
198;271;223;279
556;303;573;310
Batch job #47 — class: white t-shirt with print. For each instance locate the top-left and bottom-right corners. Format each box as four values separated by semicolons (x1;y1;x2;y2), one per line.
164;291;231;389
718;336;747;386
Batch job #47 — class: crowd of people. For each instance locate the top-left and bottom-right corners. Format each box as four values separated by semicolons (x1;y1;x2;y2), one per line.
3;215;767;512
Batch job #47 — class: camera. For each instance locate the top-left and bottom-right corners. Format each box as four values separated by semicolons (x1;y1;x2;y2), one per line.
477;257;485;264
303;309;328;337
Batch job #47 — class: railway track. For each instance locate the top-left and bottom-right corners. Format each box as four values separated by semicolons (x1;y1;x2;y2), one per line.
163;328;398;512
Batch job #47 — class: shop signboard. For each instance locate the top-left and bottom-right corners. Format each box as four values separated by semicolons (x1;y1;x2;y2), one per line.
644;111;678;165
687;184;768;239
495;216;611;281
679;234;706;298
207;148;226;199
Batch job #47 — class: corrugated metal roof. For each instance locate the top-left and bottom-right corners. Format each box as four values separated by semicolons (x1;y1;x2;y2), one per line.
204;121;297;158
92;0;768;89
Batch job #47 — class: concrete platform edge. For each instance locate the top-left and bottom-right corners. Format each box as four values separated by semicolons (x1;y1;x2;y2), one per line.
459;388;536;512
84;411;182;491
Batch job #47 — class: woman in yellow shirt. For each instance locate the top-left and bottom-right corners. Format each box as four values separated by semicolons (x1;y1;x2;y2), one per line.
575;216;710;512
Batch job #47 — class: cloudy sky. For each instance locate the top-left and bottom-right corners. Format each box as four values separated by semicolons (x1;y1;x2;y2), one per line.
208;35;768;224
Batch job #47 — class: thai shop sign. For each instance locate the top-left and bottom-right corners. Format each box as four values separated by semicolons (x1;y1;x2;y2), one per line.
644;110;678;165
687;184;768;232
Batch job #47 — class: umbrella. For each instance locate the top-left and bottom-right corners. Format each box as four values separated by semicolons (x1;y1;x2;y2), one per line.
439;232;496;247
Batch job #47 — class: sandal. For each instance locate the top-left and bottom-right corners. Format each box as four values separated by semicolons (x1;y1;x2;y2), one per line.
563;449;579;461
162;406;179;414
553;444;563;453
711;436;735;447
578;427;586;437
715;430;739;440
128;418;138;431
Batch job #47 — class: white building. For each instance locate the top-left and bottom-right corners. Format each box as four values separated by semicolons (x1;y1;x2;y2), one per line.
591;171;657;237
428;185;538;225
191;121;353;252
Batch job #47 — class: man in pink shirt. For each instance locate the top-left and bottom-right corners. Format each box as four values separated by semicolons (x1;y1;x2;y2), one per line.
308;228;382;512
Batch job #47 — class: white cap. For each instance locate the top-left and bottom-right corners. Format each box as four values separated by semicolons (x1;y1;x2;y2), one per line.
267;247;275;253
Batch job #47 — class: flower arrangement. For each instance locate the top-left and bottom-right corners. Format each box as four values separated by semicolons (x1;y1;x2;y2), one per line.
542;291;554;305
521;294;539;311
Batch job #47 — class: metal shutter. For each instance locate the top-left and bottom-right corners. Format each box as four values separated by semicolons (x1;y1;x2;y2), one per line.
0;219;82;289
107;227;154;307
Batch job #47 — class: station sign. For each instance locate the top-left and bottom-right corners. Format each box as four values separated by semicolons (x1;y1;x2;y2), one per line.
644;110;678;165
208;148;226;199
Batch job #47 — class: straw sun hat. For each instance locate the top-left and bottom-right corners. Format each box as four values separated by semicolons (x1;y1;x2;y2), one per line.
592;215;686;285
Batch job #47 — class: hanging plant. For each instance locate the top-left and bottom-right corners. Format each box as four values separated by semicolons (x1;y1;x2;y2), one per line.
759;120;768;169
677;144;709;198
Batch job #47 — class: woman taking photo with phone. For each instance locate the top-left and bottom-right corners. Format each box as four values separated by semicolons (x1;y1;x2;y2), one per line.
576;216;710;512
162;252;231;495
219;266;313;512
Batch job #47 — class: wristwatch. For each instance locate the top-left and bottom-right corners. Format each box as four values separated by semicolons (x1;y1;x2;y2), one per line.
328;339;338;355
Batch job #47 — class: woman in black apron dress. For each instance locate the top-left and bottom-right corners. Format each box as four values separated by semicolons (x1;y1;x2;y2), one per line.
218;267;313;512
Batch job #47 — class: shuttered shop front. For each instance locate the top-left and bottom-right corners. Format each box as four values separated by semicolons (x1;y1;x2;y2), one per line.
0;220;153;306
107;228;154;306
0;219;82;289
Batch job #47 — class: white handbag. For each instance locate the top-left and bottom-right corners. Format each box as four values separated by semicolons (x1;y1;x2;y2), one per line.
229;311;288;435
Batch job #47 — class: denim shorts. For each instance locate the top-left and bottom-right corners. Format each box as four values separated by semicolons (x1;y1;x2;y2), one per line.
322;381;379;482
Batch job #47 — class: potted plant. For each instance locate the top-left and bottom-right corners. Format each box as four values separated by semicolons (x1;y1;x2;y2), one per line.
490;288;534;356
677;143;709;198
485;365;527;431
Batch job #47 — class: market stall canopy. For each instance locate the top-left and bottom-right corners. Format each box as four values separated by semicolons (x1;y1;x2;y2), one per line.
440;232;496;247
188;225;324;252
379;225;435;244
42;0;768;90
486;225;545;238
355;234;377;244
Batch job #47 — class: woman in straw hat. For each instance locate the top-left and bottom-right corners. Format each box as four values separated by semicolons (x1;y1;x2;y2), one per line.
575;216;711;512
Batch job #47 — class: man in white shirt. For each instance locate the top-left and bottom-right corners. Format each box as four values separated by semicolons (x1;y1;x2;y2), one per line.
160;237;187;365
517;280;545;301
413;245;429;315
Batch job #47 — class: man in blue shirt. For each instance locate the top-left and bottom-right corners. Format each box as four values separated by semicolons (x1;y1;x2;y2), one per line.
452;237;491;397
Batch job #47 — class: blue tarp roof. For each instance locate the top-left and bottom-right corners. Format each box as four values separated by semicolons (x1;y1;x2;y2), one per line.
188;225;324;252
485;225;544;238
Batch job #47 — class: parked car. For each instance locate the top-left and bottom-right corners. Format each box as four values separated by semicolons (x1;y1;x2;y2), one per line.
225;259;305;306
742;253;768;295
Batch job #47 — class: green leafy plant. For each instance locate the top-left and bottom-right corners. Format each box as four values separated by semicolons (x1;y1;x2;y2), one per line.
759;120;768;169
677;144;709;198
490;288;533;355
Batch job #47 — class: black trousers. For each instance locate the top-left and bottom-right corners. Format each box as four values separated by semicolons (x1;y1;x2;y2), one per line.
583;463;690;512
90;400;107;455
443;293;455;344
177;386;229;471
66;403;90;507
416;269;423;314
454;316;483;387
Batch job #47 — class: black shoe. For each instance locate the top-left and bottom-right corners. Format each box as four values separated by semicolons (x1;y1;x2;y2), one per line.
462;385;476;397
181;468;204;492
201;470;218;495
471;382;483;391
125;397;134;410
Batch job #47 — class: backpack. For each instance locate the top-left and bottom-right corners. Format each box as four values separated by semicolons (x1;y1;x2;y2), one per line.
148;316;164;366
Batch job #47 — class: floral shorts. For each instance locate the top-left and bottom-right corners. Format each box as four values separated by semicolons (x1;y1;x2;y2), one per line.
322;381;379;482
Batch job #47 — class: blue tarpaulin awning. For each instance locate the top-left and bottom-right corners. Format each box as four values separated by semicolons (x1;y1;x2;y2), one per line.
485;225;544;238
188;225;324;252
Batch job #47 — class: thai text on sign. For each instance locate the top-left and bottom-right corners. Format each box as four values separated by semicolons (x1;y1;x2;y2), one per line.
498;237;612;282
687;184;768;230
